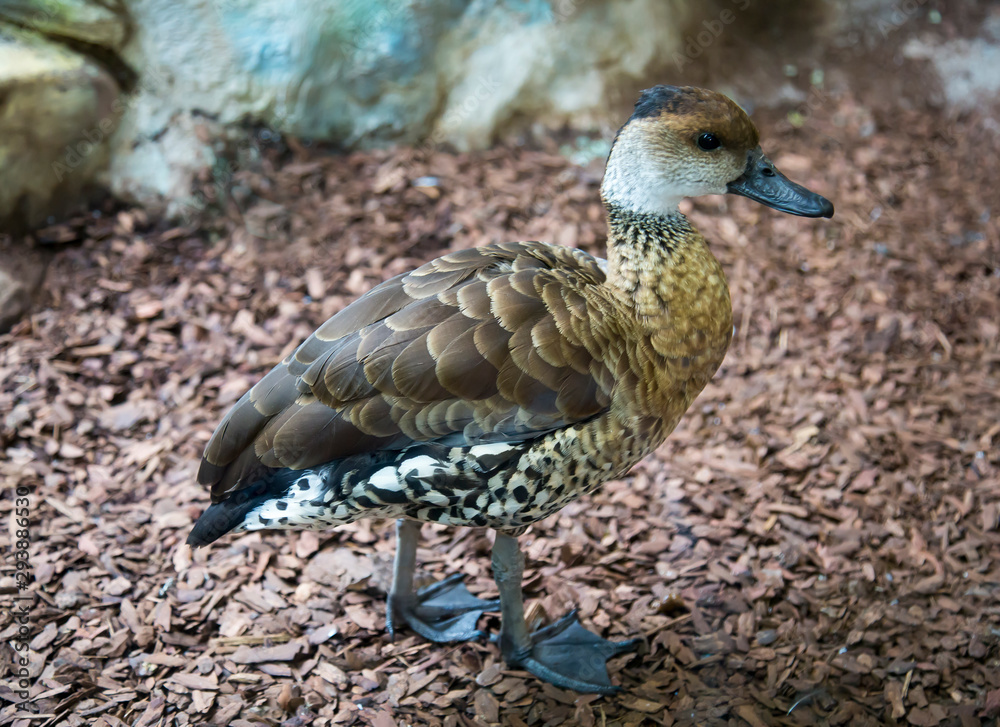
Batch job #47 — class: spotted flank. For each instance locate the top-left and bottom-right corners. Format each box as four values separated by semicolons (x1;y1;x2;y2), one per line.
186;418;636;547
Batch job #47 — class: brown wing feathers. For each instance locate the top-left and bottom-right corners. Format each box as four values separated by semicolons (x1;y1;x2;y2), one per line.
198;243;614;500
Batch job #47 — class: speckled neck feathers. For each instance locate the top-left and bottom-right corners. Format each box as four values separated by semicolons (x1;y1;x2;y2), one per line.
604;204;694;307
603;204;732;359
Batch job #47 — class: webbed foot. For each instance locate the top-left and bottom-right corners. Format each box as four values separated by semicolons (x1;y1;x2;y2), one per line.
499;610;640;694
387;573;499;642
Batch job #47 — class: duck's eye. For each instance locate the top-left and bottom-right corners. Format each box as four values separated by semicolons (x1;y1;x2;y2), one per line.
697;133;721;151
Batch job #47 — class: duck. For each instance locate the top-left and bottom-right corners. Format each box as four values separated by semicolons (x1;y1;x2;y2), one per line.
188;85;833;694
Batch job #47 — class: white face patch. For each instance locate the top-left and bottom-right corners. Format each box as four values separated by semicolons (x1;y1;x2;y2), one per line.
600;123;730;216
601;169;685;217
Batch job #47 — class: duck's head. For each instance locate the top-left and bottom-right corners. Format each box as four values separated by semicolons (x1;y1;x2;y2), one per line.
602;85;833;219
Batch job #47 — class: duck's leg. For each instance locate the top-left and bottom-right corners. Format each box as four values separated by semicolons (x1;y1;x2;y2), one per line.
491;532;640;694
386;519;499;642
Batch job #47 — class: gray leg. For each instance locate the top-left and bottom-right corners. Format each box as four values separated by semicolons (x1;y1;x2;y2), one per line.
491;532;641;694
386;519;499;643
491;531;532;654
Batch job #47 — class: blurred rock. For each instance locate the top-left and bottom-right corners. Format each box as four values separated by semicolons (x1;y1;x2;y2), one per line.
108;109;220;221
0;25;118;229
108;0;700;212
0;0;131;50
903;13;1000;111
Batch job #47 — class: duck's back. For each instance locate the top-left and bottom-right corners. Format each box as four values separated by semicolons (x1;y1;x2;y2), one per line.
197;242;622;503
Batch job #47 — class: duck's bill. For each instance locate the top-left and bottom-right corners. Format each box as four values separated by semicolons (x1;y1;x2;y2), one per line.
727;147;834;218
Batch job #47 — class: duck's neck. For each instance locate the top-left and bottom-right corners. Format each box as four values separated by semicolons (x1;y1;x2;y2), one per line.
603;202;701;312
602;202;732;356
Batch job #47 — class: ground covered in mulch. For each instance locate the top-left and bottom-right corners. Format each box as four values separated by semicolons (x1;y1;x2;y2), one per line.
2;87;999;727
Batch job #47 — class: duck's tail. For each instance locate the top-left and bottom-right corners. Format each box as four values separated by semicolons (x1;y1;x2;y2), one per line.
187;469;311;547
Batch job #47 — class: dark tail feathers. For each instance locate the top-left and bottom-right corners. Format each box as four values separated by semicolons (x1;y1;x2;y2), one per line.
187;470;300;547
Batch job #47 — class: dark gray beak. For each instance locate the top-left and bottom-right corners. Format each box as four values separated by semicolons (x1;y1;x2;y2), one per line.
727;147;834;218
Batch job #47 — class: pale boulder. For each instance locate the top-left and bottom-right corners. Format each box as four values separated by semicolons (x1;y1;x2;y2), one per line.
0;25;118;228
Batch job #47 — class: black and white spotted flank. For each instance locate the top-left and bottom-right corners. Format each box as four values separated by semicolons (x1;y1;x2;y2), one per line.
187;416;643;548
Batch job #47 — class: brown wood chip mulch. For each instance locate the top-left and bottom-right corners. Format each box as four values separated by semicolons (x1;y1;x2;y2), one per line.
2;92;998;727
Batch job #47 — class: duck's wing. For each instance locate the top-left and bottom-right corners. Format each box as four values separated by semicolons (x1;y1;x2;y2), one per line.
198;242;617;500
